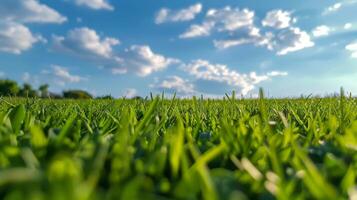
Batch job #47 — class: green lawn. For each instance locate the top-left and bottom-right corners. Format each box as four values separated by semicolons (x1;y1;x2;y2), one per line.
0;92;356;200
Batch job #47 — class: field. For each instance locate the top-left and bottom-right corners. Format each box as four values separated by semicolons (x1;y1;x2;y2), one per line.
0;91;356;200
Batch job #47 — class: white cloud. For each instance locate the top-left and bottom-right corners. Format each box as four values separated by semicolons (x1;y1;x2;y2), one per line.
272;27;314;55
180;7;312;55
180;6;255;39
213;39;252;49
0;21;42;54
206;7;254;32
346;42;357;58
53;28;179;77
48;65;86;86
312;25;331;37
183;59;286;95
267;71;288;76
113;45;179;76
152;76;195;94
0;72;5;77
324;3;342;14
0;0;67;24
75;0;114;11
0;0;65;54
123;88;137;98
155;3;202;24
213;26;313;55
179;22;214;38
344;23;352;30
22;72;31;82
262;10;292;29
53;27;120;59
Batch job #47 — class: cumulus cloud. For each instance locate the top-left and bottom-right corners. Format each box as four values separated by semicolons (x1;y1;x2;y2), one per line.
180;6;255;38
267;71;288;76
52;27;179;77
152;76;195;94
213;26;313;55
0;0;66;54
180;7;313;55
53;27;120;59
346;42;357;58
113;45;180;76
0;0;67;24
75;0;114;11
214;38;252;49
22;72;31;82
312;25;331;37
323;3;342;14
123;88;137;98
344;23;352;30
262;10;292;29
206;7;254;32
183;59;287;95
155;3;202;24
0;21;43;54
52;65;85;83
179;22;215;38
42;65;87;86
273;27;314;55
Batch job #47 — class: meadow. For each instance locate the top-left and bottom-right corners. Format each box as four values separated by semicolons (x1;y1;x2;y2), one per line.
0;90;356;200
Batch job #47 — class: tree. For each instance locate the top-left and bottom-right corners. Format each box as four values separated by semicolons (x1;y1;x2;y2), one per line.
0;79;20;96
39;84;49;98
63;90;93;99
96;95;115;100
19;83;38;97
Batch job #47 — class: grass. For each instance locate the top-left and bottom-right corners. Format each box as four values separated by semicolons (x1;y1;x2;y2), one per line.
0;91;356;200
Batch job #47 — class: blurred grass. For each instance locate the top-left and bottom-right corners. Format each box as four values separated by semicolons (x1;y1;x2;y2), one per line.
0;94;356;200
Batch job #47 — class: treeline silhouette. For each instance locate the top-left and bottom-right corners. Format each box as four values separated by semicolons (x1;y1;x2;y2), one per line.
0;79;117;99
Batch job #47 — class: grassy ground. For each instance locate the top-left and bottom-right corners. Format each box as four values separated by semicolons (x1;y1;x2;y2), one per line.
0;91;356;200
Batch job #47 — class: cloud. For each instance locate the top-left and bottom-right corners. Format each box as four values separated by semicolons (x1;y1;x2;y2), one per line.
344;23;352;30
267;71;288;76
0;72;5;77
22;72;31;82
123;88;137;98
42;65;87;86
273;27;314;55
179;22;214;38
323;3;342;15
75;0;114;11
0;0;65;54
346;42;357;58
53;27;120;59
214;38;252;49
312;25;331;37
180;6;255;38
262;10;292;29
155;3;202;24
0;0;67;24
112;45;180;76
180;8;313;55
0;21;43;54
183;59;287;95
53;27;179;77
152;76;195;94
213;26;266;49
213;26;314;55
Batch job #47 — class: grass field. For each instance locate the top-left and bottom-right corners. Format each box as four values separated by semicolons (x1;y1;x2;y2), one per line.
0;90;356;200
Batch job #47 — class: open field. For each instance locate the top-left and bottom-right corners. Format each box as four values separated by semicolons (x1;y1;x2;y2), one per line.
0;91;357;200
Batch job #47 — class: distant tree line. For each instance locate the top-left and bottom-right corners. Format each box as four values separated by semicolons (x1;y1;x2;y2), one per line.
0;79;98;99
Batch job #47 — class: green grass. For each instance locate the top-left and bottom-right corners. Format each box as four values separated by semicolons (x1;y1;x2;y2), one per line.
0;92;356;200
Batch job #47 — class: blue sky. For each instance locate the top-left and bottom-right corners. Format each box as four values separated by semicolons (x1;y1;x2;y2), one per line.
0;0;356;98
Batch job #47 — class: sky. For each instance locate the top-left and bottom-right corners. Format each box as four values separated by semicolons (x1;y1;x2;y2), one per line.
0;0;357;98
